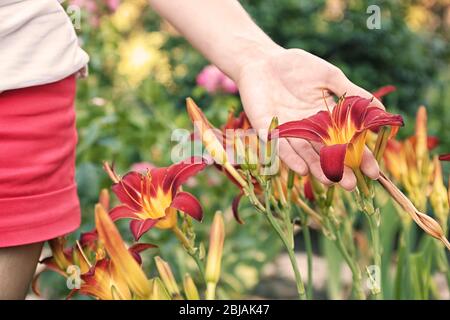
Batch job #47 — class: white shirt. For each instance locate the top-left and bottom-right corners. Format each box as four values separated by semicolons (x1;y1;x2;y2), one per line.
0;0;89;91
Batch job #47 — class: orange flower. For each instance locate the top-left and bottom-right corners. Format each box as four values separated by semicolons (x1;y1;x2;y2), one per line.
94;204;152;298
273;96;403;182
80;259;132;300
383;106;439;209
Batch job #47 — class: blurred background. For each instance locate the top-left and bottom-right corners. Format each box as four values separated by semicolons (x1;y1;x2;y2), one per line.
37;0;450;299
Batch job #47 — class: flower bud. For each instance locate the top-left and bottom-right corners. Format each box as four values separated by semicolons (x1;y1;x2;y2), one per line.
205;211;225;286
187;97;248;188
99;188;110;211
154;256;181;298
263;117;279;176
149;277;171;300
186;97;228;165
373;126;391;163
183;274;200;300
415;106;428;172
430;156;449;232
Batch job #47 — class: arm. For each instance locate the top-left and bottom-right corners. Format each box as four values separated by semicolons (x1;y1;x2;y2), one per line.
149;0;279;81
149;0;383;190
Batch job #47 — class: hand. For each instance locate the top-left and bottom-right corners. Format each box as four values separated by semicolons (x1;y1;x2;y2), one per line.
237;48;383;190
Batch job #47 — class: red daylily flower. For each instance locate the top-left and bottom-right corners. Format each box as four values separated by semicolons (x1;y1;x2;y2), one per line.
105;157;207;240
439;154;450;161
272;96;404;182
372;85;396;100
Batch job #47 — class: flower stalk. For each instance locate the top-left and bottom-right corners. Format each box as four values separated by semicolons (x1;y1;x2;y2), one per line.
263;183;307;300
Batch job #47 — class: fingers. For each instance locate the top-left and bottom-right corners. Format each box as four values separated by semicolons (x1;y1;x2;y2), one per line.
340;167;357;191
288;139;332;186
278;139;308;175
360;147;380;180
329;70;385;110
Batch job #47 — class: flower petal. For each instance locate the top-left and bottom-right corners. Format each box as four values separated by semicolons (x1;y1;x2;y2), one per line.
148;167;168;196
112;172;143;211
163;157;207;193
273;111;331;142
348;97;372;129
333;96;361;127
171;191;203;221
439;154;450;162
109;205;138;221
95;204;151;298
427;137;439;150
79;259;112;300
372;85;396;100
79;230;98;248
128;243;157;265
232;191;244;224
319;144;347;182
129;219;158;241
360;107;404;131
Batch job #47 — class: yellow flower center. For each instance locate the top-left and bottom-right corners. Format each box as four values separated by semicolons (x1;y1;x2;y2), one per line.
324;120;367;169
140;187;172;220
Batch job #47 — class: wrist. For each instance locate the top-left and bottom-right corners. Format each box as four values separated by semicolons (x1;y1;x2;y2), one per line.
220;34;284;82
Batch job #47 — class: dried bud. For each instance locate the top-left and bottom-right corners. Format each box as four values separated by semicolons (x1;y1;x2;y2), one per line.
378;172;450;250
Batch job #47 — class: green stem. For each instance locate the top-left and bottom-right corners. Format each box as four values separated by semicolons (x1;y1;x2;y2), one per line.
354;168;370;198
394;222;411;299
366;212;383;299
301;213;314;299
172;226;206;283
328;218;365;300
265;188;306;300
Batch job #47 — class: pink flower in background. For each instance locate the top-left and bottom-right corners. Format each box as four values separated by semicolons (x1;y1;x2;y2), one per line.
106;0;120;12
131;162;155;173
68;0;120;27
69;0;97;13
221;76;238;94
196;65;238;94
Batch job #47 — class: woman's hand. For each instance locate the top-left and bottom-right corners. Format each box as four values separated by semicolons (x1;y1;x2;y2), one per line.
149;0;382;190
237;48;383;190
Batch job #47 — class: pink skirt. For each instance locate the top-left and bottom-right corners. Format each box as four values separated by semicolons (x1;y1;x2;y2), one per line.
0;75;81;247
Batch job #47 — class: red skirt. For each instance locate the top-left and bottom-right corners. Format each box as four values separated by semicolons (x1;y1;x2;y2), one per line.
0;75;81;247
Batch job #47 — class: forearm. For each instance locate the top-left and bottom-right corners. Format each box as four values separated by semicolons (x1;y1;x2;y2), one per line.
148;0;281;81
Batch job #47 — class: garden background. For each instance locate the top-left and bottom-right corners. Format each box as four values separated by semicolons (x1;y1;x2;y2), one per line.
36;0;450;299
